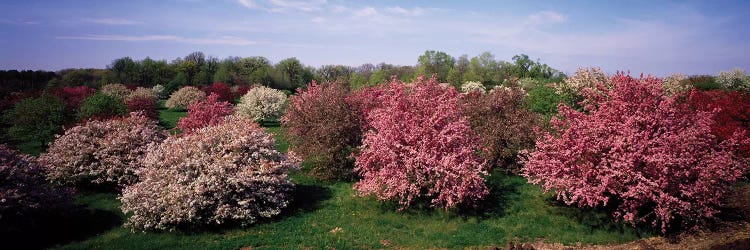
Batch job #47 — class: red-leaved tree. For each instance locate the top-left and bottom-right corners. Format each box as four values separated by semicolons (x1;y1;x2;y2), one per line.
522;73;750;232
176;93;233;134
462;88;539;172
52;86;96;111
354;76;488;209
126;96;159;120
282;81;361;180
232;85;251;100
687;89;750;154
203;82;234;103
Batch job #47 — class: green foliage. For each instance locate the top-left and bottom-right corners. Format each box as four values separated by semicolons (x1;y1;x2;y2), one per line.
526;85;562;115
3;95;66;145
416;50;455;83
77;93;128;121
689;75;722;91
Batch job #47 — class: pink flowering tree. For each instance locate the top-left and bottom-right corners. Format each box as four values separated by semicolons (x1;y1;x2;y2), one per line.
177;93;233;134
354;76;489;210
521;73;750;232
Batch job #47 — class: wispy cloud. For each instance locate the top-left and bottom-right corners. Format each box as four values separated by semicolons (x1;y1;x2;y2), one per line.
385;6;425;16
526;11;566;26
354;6;379;18
55;34;264;45
82;18;144;25
238;0;327;12
1;19;39;25
268;0;326;12
237;0;257;9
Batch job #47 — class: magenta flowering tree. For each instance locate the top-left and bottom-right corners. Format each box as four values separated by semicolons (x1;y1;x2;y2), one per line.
522;73;750;232
176;93;233;134
354;76;489;210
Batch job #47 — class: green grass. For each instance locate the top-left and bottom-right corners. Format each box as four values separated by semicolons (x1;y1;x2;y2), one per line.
156;100;187;130
46;109;650;249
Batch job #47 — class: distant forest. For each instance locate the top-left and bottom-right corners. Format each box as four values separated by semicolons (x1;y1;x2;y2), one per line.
0;50;565;96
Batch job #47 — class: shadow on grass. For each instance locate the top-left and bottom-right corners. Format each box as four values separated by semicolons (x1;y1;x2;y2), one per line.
1;205;123;250
458;173;521;219
178;183;333;233
275;183;333;219
547;197;656;238
375;172;522;220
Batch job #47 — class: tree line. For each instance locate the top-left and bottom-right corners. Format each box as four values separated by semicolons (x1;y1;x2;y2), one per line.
0;50;565;96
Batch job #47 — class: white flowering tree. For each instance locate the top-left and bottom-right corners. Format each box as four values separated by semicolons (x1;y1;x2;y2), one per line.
120;116;299;231
717;68;750;91
460;81;486;94
236;86;288;122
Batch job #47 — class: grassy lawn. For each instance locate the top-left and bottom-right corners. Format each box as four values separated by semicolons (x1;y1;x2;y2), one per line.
44;110;650;249
157;101;187;130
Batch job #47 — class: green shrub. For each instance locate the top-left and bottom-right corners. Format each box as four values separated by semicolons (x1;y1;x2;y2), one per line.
3;95;66;145
689;75;721;91
77;93;128;121
526;85;562;115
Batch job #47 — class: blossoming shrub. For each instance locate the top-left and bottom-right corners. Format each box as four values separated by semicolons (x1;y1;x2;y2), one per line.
126;96;159;120
77;93;128;121
202;82;234;103
716;68;750;91
662;73;691;96
521;73;750;232
1;145;73;221
176;93;233;134
556;67;610;107
460;81;486;94
42;113;166;187
151;84;166;99
100;84;132;100
354;76;488;209
236;86;287;122
121;116;299;231
126;87;157;102
165;86;206;111
282;81;361;180
462;88;538;172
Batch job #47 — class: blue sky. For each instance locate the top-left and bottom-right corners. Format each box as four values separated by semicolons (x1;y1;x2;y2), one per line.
0;0;748;76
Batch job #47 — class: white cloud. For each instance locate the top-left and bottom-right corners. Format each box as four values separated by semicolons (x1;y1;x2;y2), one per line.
526;11;566;26
331;5;348;13
354;7;379;18
55;34;264;45
82;18;143;25
311;17;325;23
238;0;257;9
268;0;326;12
